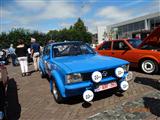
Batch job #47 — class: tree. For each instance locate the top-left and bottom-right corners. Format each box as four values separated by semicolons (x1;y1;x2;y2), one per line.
73;18;87;33
0;18;92;48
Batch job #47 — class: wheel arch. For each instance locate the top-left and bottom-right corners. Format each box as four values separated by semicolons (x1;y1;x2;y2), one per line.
50;70;66;98
138;56;159;67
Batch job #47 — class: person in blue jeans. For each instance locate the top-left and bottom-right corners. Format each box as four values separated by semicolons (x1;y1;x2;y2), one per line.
8;44;17;66
30;38;41;71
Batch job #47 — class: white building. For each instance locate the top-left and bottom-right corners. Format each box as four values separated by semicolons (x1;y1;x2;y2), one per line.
97;12;160;44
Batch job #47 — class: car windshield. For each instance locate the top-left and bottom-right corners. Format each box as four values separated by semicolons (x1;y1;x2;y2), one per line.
52;42;96;57
141;44;160;50
127;39;142;48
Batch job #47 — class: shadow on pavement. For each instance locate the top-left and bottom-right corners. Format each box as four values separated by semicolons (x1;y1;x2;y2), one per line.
130;67;160;75
143;97;160;117
6;78;21;120
134;77;160;90
63;89;118;108
29;70;36;75
129;67;141;73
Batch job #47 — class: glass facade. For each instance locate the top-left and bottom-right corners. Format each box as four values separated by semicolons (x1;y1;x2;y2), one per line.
150;16;160;30
116;20;145;38
107;14;160;40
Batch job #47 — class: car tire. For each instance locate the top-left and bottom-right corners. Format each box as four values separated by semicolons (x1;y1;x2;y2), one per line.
40;71;46;78
141;59;158;74
52;80;63;103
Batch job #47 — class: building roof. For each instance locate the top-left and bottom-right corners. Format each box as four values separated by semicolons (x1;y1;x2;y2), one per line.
110;12;160;28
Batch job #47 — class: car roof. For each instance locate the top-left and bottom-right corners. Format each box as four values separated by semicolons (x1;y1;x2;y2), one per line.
50;41;83;46
103;38;141;43
103;39;127;42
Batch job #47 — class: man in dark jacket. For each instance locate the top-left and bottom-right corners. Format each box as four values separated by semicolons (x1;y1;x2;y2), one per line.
30;38;40;71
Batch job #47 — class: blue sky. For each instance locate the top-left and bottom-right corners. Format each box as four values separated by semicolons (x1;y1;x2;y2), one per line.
1;0;160;33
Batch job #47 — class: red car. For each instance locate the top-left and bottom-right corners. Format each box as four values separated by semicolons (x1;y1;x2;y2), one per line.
96;27;160;74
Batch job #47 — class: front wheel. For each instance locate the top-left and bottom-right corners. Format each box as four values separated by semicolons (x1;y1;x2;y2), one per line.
40;70;46;78
52;80;63;103
141;60;158;74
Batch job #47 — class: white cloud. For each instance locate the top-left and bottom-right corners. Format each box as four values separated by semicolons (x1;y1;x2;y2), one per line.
85;19;112;33
0;9;11;19
0;0;83;32
123;0;144;7
37;1;77;19
81;4;91;15
15;0;47;11
59;22;72;28
87;6;133;33
96;6;132;21
0;0;78;31
1;0;160;33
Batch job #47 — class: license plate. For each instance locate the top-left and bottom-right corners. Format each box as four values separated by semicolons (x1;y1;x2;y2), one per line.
94;82;117;92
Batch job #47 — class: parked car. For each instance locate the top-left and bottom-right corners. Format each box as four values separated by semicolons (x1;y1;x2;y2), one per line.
0;49;9;65
0;62;8;119
39;41;132;103
96;27;160;74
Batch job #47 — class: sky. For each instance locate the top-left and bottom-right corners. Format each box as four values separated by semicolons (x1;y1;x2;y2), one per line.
0;0;160;34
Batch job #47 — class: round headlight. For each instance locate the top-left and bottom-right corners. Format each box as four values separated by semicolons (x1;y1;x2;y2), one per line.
83;90;94;102
120;81;129;91
115;67;124;78
91;71;102;83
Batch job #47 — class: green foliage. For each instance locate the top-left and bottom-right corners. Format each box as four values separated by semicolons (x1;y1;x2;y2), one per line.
73;18;87;32
47;18;92;43
0;18;92;48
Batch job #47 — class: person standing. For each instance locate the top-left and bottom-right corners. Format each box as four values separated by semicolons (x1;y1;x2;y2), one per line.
8;44;17;66
30;38;40;72
15;39;29;76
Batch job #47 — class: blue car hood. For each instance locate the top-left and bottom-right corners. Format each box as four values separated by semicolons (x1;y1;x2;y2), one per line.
54;54;129;74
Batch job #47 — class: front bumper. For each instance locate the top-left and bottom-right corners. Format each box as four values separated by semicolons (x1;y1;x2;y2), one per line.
64;73;128;97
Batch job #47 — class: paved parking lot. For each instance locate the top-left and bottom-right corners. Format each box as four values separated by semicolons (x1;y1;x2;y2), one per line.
6;64;160;120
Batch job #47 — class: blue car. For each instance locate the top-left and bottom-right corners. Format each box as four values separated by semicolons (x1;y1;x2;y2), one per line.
39;41;132;103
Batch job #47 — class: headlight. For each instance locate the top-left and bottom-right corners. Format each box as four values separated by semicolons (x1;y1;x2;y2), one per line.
115;67;124;78
122;64;130;72
66;73;82;84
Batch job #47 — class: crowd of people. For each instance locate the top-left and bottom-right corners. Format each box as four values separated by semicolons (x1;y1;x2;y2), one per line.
8;38;42;77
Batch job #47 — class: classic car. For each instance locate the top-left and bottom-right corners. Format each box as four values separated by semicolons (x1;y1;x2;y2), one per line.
96;27;160;74
0;62;8;119
39;41;132;103
0;49;9;65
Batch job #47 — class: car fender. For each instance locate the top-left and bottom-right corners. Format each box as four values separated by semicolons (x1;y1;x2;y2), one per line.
51;70;66;98
39;60;46;74
138;55;160;64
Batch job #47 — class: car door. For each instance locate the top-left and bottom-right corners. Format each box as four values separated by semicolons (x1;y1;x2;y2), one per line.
42;45;52;76
111;40;136;63
97;41;113;56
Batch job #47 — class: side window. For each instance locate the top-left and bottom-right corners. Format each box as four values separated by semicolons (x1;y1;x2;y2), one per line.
99;42;111;50
46;46;51;57
113;41;129;50
43;46;50;57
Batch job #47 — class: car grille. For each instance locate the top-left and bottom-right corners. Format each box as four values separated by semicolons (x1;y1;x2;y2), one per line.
81;69;115;81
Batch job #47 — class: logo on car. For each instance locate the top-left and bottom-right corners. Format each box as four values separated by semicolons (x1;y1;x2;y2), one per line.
102;71;108;77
